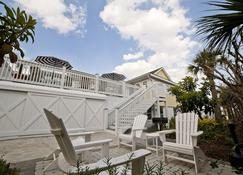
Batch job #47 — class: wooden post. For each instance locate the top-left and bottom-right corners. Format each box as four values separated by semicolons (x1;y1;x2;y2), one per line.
60;66;66;89
115;108;119;135
132;156;145;175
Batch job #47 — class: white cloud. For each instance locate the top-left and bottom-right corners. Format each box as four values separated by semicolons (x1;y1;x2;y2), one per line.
16;0;86;35
100;0;198;82
123;52;144;61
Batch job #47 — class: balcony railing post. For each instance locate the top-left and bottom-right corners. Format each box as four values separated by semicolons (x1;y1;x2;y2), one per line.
122;81;126;97
60;66;66;89
95;74;99;93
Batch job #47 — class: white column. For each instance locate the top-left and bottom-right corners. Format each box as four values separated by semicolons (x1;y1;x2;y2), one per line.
122;81;126;97
156;83;161;118
157;97;160;118
115;108;119;135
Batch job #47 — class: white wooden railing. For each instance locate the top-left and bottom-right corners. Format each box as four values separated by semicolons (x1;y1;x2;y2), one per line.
0;58;139;97
108;82;166;132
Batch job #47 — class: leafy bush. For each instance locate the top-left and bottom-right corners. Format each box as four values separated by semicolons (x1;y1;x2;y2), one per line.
198;118;233;145
169;117;175;129
0;156;19;175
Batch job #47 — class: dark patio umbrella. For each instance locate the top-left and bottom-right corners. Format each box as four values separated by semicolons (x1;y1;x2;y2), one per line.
35;56;73;70
101;72;126;81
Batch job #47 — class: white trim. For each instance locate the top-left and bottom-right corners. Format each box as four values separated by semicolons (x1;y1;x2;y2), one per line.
0;81;106;100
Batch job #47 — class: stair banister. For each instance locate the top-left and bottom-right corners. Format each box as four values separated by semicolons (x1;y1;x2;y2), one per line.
119;82;159;111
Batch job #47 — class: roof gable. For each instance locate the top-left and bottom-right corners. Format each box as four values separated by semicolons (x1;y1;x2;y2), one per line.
153;68;171;81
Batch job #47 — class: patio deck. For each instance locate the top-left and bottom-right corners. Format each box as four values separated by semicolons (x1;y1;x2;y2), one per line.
0;131;236;175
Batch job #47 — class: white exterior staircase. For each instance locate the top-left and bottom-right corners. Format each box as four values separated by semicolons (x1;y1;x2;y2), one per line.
107;83;166;132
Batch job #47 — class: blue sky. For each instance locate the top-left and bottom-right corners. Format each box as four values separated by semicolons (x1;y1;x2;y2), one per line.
3;0;213;82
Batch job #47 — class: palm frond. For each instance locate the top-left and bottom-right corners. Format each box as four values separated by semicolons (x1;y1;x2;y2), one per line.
196;0;243;52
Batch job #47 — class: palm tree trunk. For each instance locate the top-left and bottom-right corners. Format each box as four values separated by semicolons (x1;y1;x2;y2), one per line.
208;75;222;122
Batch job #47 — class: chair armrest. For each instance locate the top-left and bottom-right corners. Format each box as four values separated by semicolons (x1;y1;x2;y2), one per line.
191;131;203;137
190;131;203;147
69;131;95;136
132;128;146;131
157;129;176;135
158;129;175;142
73;139;112;150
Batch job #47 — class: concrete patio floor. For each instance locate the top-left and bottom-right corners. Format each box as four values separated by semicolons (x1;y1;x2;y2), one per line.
0;131;237;175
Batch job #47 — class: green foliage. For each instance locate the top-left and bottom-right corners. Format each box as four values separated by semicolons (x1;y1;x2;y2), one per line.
209;160;219;169
196;0;243;51
0;156;19;175
169;76;214;119
68;159;189;175
169;117;175;129
196;0;243;122
0;1;36;66
198;118;233;145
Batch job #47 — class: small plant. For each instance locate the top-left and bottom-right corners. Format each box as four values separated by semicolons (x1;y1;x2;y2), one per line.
209;160;219;169
233;167;243;175
0;156;19;175
68;158;190;175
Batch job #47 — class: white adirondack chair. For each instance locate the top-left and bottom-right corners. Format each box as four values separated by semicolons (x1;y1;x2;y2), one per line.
118;114;147;151
43;109;112;171
158;113;203;174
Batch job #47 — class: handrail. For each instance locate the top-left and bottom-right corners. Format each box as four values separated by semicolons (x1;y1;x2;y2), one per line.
114;87;145;110
119;83;158;111
0;57;138;97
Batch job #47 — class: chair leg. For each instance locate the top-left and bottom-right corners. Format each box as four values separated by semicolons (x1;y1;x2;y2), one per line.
193;151;198;174
132;140;136;151
118;137;121;149
162;148;167;162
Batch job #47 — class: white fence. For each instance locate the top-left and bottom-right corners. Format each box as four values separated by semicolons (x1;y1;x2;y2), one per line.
0;58;139;97
0;81;107;139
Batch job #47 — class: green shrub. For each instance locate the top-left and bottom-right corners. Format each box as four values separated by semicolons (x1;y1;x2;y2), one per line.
0;156;19;175
198;118;233;145
169;117;175;129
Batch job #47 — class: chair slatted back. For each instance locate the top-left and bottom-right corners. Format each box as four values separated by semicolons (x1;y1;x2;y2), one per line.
132;115;147;138
176;112;198;145
43;109;77;166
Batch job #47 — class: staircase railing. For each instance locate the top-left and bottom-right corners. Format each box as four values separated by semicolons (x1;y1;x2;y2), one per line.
107;87;146;127
107;82;166;132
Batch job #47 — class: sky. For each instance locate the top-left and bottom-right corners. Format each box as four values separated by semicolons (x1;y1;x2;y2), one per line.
2;0;213;82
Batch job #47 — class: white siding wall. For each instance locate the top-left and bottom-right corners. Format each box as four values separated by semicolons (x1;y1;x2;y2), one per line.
0;81;107;140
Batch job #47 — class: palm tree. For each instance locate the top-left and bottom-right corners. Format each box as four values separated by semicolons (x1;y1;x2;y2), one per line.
188;50;222;121
196;0;243;51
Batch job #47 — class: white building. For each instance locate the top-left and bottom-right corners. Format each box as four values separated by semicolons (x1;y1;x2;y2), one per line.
0;58;172;139
127;67;177;121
